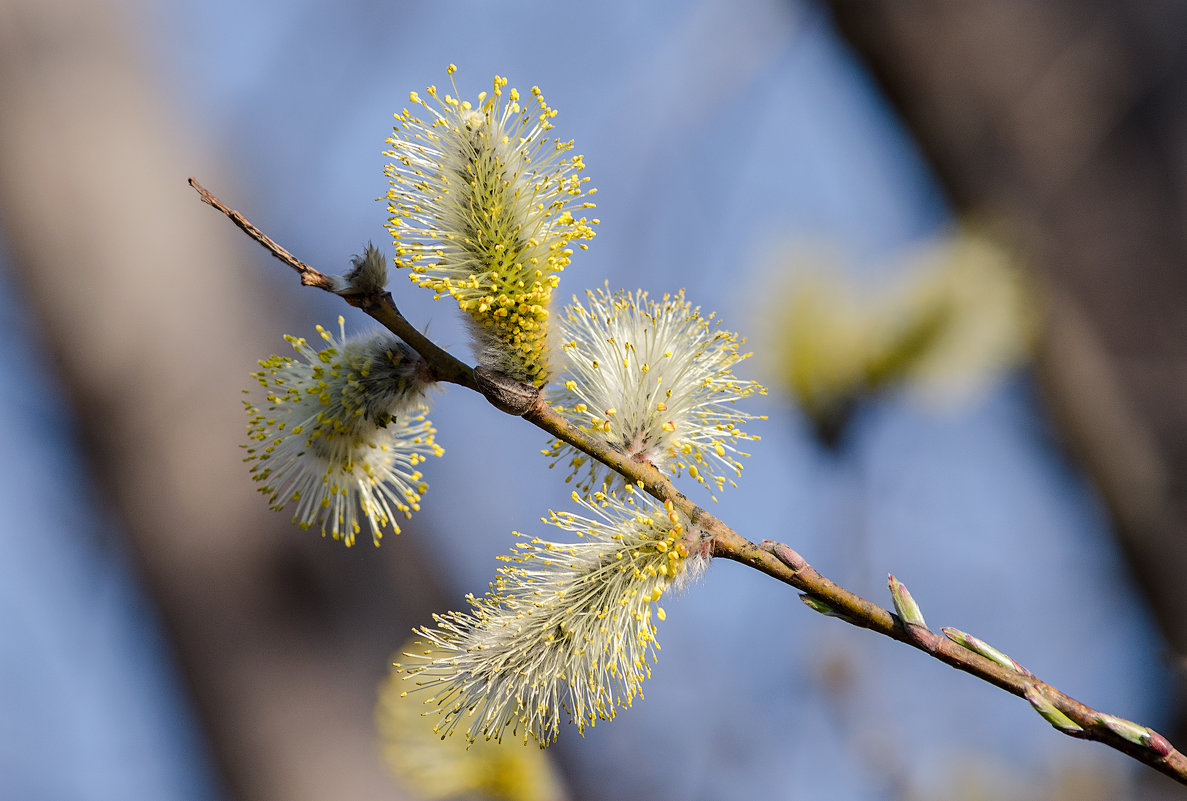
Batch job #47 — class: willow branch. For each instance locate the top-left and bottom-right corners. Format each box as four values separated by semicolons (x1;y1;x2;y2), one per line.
190;178;1187;785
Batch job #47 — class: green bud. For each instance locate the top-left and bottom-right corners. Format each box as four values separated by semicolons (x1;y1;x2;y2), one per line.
941;627;1030;676
800;594;842;618
1024;686;1083;733
887;574;928;629
1099;713;1155;748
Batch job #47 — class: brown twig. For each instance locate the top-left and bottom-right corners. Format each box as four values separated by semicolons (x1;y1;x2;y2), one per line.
188;178;477;391
190;178;1187;786
188;177;335;291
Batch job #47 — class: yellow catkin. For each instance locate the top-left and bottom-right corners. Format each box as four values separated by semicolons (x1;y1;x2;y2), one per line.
383;70;598;386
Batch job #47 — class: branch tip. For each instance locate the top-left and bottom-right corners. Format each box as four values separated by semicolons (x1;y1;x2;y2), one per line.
186;176;334;291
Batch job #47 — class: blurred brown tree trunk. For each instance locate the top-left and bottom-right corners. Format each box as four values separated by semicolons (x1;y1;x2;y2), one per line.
0;0;446;798
826;2;1187;797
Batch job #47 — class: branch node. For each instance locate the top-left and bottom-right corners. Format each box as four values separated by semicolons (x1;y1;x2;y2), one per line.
473;366;541;416
760;540;807;571
191;171;1187;786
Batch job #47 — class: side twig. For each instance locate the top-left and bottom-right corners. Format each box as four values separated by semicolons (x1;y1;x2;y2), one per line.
188;178;335;291
190;178;1187;786
189;177;477;391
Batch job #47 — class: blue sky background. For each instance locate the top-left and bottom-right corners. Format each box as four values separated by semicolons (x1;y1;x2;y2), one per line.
0;1;1172;799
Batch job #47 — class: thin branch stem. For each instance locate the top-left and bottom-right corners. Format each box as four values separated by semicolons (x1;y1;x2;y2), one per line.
188;178;335;291
191;178;1187;786
351;292;479;391
189;177;477;390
